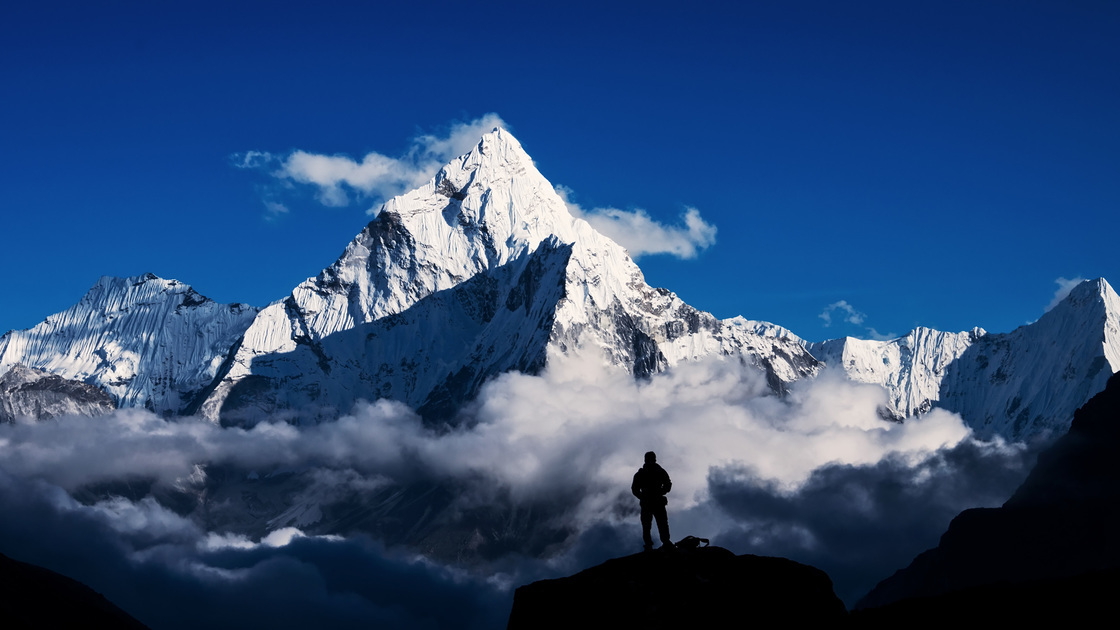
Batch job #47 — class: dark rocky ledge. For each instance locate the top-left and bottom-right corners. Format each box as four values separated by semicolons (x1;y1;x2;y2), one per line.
507;546;846;629
0;552;148;629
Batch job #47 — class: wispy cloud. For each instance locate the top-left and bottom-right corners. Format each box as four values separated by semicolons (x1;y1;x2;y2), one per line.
819;300;865;327
819;300;896;341
864;327;896;341
556;186;717;259
1045;276;1086;312
232;113;507;216
262;200;289;221
232;150;275;170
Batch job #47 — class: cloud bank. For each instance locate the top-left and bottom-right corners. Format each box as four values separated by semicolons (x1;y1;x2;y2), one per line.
0;354;1036;621
0;469;509;629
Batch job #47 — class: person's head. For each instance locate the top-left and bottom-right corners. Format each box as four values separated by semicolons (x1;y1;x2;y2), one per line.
644;451;656;464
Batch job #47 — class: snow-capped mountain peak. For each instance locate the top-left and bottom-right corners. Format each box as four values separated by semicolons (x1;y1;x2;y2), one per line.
281;127;590;342
0;273;258;415
197;129;819;423
937;277;1120;439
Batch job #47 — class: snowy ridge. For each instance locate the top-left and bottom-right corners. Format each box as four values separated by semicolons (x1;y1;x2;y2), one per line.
937;278;1120;440
0;274;258;414
724;317;806;344
808;327;985;419
808;279;1120;439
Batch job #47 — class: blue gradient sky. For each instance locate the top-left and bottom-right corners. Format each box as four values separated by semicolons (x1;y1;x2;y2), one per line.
3;1;1117;342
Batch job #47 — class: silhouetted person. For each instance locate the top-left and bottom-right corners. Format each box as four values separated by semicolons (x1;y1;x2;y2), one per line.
632;451;672;550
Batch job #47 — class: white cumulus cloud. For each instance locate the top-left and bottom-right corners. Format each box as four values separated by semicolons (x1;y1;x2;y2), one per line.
234;113;507;215
556;186;717;259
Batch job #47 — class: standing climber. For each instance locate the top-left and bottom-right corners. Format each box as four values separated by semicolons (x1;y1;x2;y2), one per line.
632;451;673;550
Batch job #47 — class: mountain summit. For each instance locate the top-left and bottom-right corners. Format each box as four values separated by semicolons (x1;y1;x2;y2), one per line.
937;278;1120;439
195;128;819;423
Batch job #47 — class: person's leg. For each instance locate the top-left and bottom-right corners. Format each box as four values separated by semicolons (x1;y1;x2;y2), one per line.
641;506;654;550
654;505;671;546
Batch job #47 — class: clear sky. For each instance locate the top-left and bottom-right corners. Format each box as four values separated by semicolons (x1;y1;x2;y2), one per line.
3;0;1118;342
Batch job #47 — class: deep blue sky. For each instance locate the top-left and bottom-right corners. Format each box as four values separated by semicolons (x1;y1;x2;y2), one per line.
3;1;1117;341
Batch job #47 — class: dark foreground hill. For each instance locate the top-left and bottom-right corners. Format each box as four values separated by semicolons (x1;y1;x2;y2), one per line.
854;371;1120;621
507;545;846;629
0;552;148;629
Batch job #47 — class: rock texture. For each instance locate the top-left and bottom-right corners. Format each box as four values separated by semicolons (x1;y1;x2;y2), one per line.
0;364;114;423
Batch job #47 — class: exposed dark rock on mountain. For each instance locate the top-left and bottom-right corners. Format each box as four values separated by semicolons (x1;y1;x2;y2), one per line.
0;552;148;629
0;275;258;417
507;546;846;629
0;364;114;423
857;371;1120;614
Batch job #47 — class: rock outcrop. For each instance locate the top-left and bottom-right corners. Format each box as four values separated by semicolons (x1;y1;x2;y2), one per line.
0;552;148;629
507;546;846;628
0;364;114;423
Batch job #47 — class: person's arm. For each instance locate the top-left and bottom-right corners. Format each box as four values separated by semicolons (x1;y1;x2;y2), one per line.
631;472;642;499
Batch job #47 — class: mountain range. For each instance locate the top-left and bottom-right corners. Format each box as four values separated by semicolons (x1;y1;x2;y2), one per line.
1;128;1117;441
